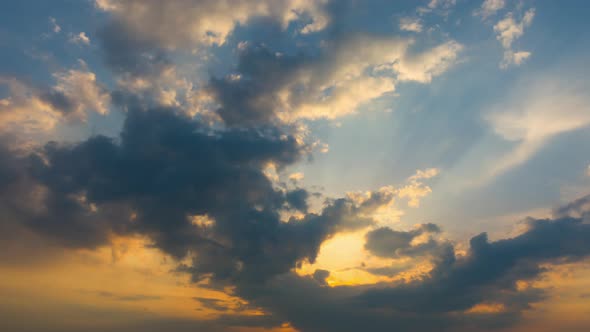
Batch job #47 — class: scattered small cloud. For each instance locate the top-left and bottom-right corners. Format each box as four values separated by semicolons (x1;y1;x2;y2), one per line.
475;0;505;19
494;8;535;68
69;32;91;45
418;0;457;15
288;172;305;184
49;17;61;33
399;17;423;32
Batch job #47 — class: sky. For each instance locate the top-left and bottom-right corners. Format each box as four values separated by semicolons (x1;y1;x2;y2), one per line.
1;0;590;331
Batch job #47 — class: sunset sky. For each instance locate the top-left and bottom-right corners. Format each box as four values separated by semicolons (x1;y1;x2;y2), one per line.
1;1;590;331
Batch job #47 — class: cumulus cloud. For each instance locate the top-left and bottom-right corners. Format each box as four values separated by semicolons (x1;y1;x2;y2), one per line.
91;1;461;126
0;67;109;143
0;104;399;288
2;74;590;332
494;8;535;68
206;37;461;125
396;168;439;207
50;65;111;117
3;2;589;332
228;197;590;332
95;0;329;50
0;78;63;138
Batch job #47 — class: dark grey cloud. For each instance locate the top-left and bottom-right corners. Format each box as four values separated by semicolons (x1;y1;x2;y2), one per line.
364;223;443;258
224;208;590;332
97;20;171;78
1;6;588;329
207;44;310;126
24;107;305;257
40;90;77;115
358;214;590;317
2;104;590;331
312;269;330;286
0;102;392;288
552;194;590;219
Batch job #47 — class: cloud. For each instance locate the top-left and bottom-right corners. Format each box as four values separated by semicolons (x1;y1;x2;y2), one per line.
229;196;590;332
0;67;109;144
418;0;457;16
95;0;329;51
0;103;399;290
3;3;590;332
364;223;444;259
69;32;91;45
49;17;61;33
493;8;535;68
393;40;462;83
206;36;461;125
399;17;423;32
288;172;304;183
50;65;111;117
206;38;400;125
427;0;456;9
0;78;62;138
96;20;172;78
484;78;590;180
92;2;461;127
312;269;331;286
552;194;590;220
360;209;590;316
2;80;590;332
475;0;505;19
396;168;439;207
409;167;440;181
94;291;161;302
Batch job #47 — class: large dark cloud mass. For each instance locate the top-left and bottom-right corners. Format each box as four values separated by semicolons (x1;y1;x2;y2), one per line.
2;100;590;331
232;206;590;332
1;1;590;332
0;105;392;285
